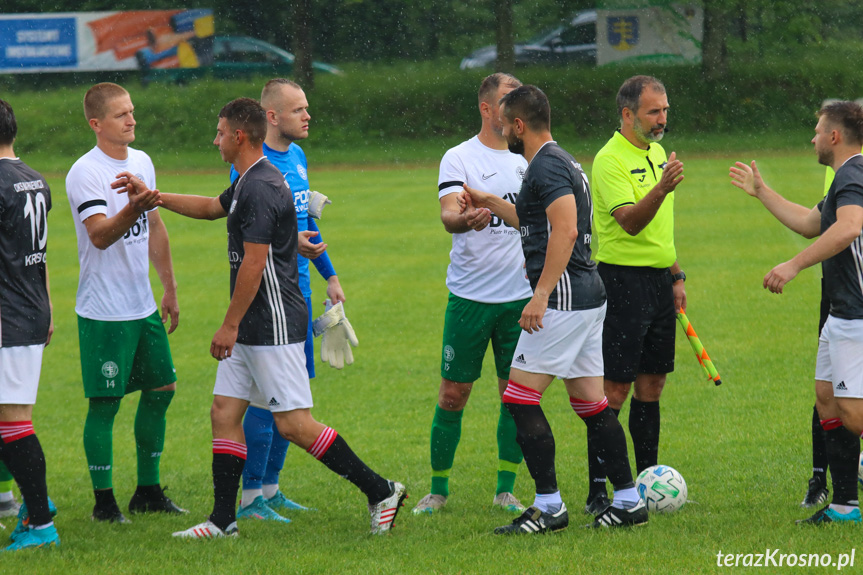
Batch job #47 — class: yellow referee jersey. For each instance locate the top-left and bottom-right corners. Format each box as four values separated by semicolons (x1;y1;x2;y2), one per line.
591;131;676;268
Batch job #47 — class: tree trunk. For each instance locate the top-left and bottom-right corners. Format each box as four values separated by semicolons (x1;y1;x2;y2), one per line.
702;2;728;82
495;0;514;73
293;0;314;89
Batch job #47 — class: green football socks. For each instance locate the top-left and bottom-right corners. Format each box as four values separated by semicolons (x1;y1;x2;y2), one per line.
83;397;122;490
134;390;174;486
430;405;462;497
496;401;523;495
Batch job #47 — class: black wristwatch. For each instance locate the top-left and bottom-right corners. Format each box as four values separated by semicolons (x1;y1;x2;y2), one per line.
671;271;686;283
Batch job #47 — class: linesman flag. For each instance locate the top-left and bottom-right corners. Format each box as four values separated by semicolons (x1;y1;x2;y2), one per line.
676;311;721;386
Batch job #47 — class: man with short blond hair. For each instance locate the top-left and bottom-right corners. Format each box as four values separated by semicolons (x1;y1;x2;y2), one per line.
66;82;184;523
412;73;530;516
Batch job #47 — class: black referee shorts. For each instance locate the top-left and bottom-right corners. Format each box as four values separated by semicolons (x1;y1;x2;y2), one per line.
598;262;676;382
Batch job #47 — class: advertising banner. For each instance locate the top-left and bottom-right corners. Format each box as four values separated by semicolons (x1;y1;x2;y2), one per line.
0;9;214;73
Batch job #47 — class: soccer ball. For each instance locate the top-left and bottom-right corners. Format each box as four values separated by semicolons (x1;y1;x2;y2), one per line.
635;465;687;513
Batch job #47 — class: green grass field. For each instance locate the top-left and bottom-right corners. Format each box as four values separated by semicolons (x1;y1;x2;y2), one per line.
3;147;860;574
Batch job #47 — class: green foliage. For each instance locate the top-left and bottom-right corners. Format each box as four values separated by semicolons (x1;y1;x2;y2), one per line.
0;153;858;573
5;53;863;170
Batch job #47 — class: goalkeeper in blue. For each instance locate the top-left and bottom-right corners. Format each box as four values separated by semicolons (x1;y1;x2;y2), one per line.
228;79;355;523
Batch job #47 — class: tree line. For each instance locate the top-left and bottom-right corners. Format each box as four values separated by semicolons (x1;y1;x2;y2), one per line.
3;0;862;86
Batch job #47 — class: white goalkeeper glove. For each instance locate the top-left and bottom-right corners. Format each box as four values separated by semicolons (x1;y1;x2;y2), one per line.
308;191;331;219
312;299;358;369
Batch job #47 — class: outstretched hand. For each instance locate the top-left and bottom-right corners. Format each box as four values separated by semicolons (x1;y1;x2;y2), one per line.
112;171;161;212
729;160;765;198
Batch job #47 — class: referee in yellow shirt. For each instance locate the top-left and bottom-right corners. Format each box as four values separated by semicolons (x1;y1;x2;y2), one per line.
585;75;685;515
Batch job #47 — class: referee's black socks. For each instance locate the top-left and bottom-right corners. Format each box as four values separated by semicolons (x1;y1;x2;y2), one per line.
629;398;660;473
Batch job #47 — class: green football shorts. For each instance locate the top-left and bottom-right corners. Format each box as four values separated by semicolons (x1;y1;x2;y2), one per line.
440;293;529;383
78;311;177;398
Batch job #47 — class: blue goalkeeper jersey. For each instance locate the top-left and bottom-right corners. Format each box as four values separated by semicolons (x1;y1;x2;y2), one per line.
231;142;335;297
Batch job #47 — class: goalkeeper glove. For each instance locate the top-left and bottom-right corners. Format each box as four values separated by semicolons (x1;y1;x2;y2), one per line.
308;191;331;219
312;299;358;369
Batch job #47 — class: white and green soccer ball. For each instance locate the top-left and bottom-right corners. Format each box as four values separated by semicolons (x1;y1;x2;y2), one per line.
635;465;688;513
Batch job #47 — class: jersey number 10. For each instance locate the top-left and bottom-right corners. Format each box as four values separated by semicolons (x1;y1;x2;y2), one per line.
23;191;47;251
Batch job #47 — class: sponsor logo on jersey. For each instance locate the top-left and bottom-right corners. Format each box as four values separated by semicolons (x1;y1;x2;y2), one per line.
516;166;526;180
101;361;119;378
570;160;583;171
123;212;149;242
24;251;46;266
520;225;529;238
294;188;310;214
489;192;518;231
481;172;497;180
443;345;455;362
13;180;45;192
297;164;307;180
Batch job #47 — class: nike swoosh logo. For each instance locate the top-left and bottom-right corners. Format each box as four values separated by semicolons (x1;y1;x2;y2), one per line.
482;172;497;180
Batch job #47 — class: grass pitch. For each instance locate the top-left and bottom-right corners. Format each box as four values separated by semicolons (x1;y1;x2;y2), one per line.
3;148;860;573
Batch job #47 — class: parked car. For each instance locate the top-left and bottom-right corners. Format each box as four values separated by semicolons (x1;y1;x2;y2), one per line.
142;35;342;84
460;11;597;69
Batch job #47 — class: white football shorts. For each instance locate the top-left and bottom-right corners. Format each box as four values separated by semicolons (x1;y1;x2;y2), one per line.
815;315;863;398
214;342;313;412
0;344;44;405
510;304;605;380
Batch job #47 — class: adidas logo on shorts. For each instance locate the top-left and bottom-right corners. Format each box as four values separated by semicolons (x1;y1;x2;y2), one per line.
836;381;848;391
268;397;280;407
515;354;526;364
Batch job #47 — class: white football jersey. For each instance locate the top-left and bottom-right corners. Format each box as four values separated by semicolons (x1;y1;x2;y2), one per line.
438;136;532;303
66;146;158;321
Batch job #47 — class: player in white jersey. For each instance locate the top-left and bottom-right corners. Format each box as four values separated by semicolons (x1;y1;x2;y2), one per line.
413;73;532;515
66;83;185;523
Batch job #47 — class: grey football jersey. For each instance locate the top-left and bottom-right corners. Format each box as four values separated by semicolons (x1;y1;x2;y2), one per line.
819;154;863;319
515;142;605;311
0;158;51;346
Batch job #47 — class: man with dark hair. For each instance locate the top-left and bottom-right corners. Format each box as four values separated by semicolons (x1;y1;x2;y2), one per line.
0;99;59;551
730;100;863;524
232;79;345;522
115;98;406;538
413;73;530;516
587;75;685;514
462;85;647;534
66;82;184;523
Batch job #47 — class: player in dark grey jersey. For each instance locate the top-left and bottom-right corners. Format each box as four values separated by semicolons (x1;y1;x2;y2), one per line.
461;85;647;534
730;100;863;525
0;99;59;550
114;98;406;538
